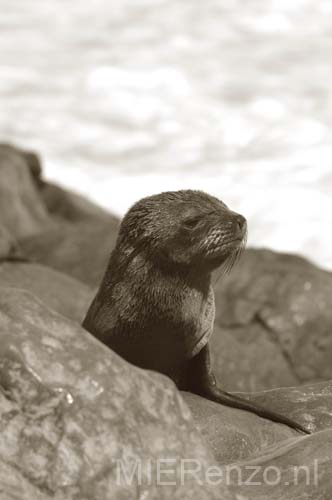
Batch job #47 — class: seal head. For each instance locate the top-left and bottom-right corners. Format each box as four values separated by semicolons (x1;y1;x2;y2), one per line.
116;189;247;271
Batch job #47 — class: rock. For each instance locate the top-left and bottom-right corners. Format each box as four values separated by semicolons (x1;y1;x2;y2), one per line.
183;381;332;499
246;380;332;433
210;323;298;393
182;392;296;465
227;429;332;500
0;141;117;227
18;178;119;286
20;221;119;287
0;287;226;499
0;459;53;500
0;224;25;262
183;380;332;466
1;284;331;498
0;142;43;185
211;249;332;391
0;262;94;322
0;144;49;239
39;182;115;223
0;143;119;287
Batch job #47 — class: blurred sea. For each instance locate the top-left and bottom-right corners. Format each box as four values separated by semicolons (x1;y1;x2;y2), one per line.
1;0;332;268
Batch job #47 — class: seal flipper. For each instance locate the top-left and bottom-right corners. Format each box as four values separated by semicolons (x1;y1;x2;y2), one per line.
185;345;310;435
198;385;310;435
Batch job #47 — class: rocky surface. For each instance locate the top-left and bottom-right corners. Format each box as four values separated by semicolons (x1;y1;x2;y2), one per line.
229;428;332;500
184;383;332;499
211;248;332;391
1;283;331;498
39;181;113;223
0;262;94;323
0;287;225;500
0;224;25;262
246;381;332;433
183;381;332;465
0;144;49;239
0;143;119;287
20;221;118;287
183;391;296;465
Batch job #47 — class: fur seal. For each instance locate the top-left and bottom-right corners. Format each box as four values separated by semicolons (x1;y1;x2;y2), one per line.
83;190;309;434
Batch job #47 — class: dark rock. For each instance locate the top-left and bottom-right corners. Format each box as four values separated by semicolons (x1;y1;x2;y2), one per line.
0;262;94;322
0;287;226;499
211;249;332;391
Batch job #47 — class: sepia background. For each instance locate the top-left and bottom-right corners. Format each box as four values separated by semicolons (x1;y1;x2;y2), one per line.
1;0;331;268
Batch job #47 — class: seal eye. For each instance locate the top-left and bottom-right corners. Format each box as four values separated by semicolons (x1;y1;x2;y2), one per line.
183;217;201;230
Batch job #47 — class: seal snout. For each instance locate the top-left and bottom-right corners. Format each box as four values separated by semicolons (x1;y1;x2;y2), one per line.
234;213;246;232
225;211;247;241
233;213;247;239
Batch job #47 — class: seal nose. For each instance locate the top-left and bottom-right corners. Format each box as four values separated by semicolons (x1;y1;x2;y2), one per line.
232;214;246;236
